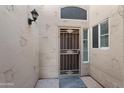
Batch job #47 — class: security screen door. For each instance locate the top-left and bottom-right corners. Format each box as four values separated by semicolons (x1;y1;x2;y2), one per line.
60;27;80;75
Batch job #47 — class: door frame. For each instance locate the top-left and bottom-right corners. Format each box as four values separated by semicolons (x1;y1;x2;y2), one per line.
58;26;81;76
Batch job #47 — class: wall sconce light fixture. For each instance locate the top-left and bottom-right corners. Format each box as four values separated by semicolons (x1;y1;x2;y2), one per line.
28;9;39;25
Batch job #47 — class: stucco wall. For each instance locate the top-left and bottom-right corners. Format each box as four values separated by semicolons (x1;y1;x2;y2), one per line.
89;5;124;87
1;5;124;88
0;5;40;87
39;5;89;78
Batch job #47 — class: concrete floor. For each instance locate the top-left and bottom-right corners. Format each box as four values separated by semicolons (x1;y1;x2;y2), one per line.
35;76;103;88
35;78;59;88
81;76;103;88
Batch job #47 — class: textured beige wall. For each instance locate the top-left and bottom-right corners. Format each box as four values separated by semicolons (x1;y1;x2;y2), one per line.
1;5;124;88
89;5;124;87
39;5;89;78
0;6;40;87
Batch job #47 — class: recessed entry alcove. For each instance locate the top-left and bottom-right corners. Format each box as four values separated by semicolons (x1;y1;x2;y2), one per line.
0;5;124;88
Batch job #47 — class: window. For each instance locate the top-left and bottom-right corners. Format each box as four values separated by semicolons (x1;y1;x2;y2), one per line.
61;6;87;20
83;28;89;63
92;19;109;48
100;20;109;47
92;25;99;48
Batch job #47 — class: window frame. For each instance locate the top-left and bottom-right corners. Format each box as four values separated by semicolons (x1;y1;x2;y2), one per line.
92;18;110;49
92;25;99;48
83;28;89;63
99;19;110;49
60;6;88;21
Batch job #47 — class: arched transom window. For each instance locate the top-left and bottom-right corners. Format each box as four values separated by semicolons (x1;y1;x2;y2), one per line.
61;6;87;20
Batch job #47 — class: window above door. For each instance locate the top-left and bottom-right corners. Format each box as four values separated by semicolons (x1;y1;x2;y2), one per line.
61;6;87;20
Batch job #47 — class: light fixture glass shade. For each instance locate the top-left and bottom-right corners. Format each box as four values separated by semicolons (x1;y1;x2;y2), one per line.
28;9;39;25
31;9;39;21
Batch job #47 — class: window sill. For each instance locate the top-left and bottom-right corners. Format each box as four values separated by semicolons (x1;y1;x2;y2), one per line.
83;61;89;63
100;47;110;50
